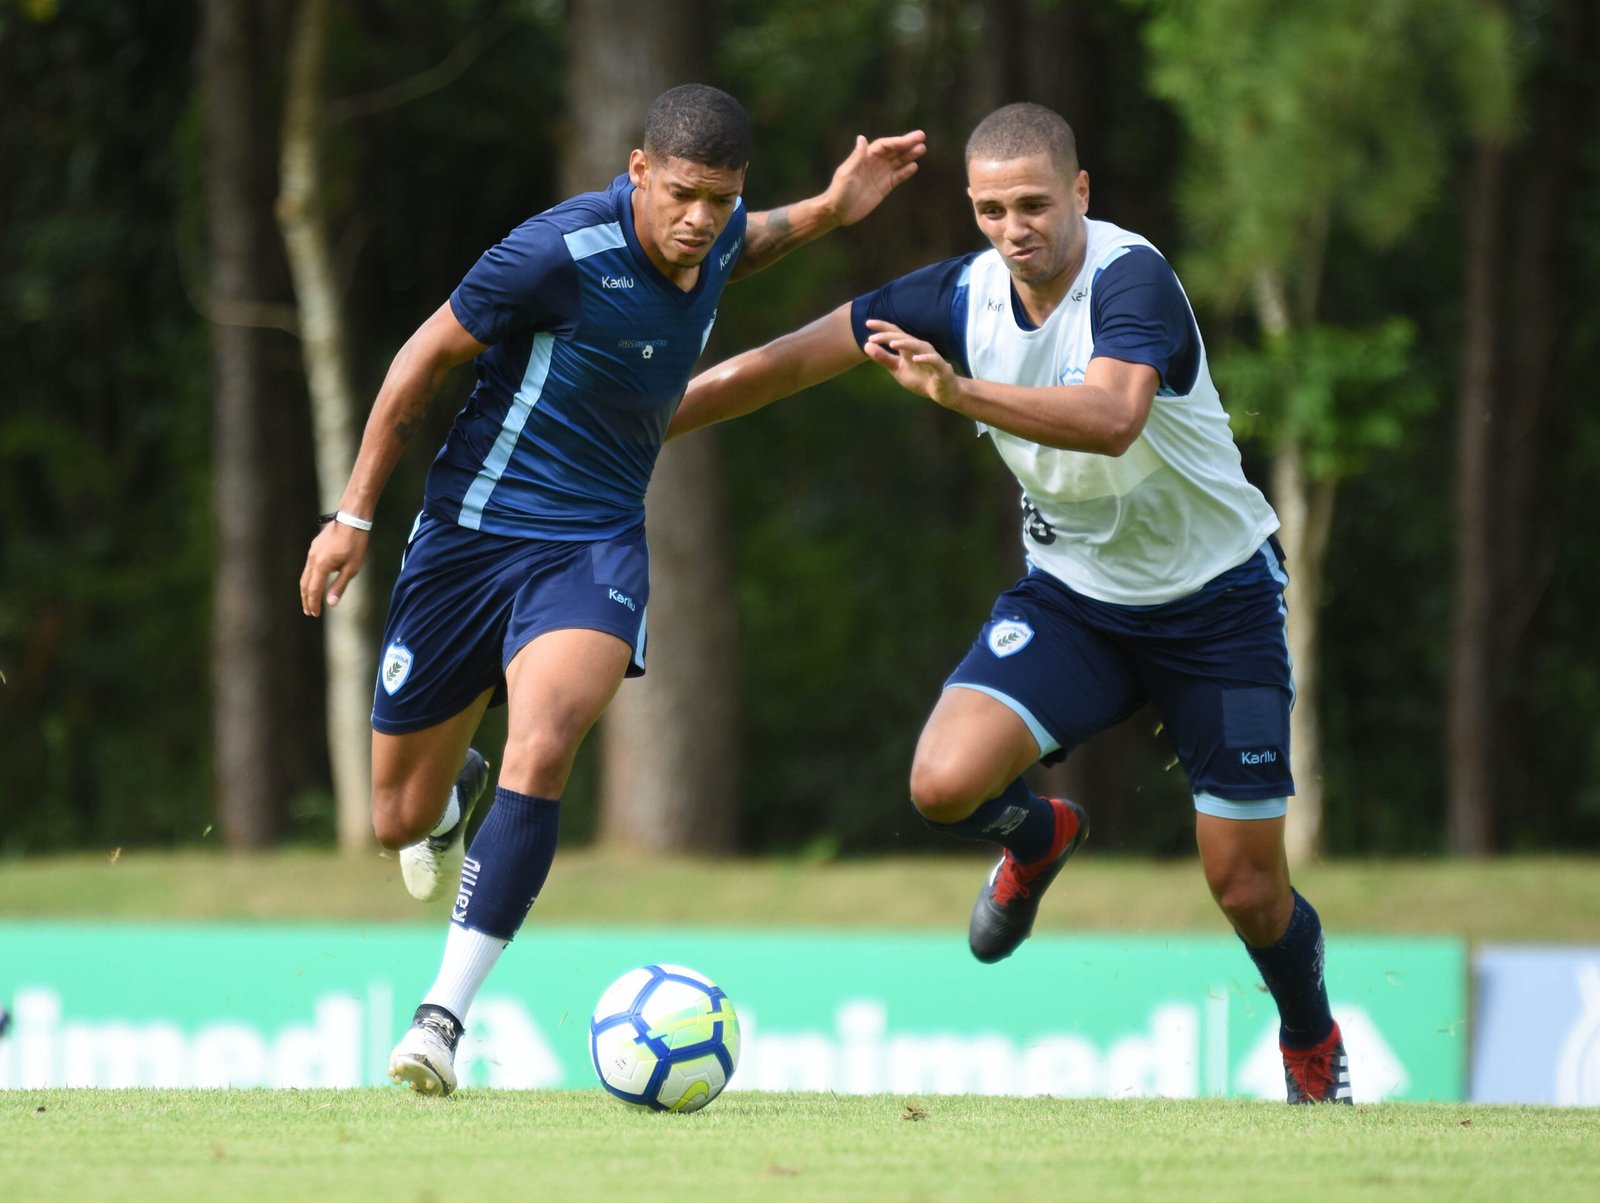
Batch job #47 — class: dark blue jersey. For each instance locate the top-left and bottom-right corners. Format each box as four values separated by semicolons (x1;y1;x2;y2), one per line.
427;174;746;539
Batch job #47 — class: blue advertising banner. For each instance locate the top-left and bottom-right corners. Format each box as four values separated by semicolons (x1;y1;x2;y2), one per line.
1472;945;1600;1105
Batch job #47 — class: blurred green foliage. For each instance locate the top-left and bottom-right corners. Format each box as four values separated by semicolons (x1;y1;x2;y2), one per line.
1;0;1597;854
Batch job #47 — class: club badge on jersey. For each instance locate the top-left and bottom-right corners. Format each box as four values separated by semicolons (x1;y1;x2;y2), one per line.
381;642;414;695
987;620;1035;658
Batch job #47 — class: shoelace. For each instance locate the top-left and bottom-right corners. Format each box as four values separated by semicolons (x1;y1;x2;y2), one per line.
992;805;1076;907
418;1011;461;1048
1283;1043;1336;1100
423;829;455;852
992;857;1037;906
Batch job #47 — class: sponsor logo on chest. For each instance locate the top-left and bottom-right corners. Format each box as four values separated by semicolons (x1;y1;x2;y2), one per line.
616;338;667;360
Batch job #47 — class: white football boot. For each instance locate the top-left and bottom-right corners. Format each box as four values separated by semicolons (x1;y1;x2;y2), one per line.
400;748;491;902
389;1004;464;1096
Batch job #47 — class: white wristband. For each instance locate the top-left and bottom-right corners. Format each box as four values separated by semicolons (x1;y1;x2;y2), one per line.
320;510;374;532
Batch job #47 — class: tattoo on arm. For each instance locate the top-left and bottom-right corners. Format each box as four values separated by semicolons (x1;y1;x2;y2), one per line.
745;206;795;267
392;396;430;445
764;206;793;240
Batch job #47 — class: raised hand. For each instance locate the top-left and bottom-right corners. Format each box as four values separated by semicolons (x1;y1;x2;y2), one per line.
824;130;927;227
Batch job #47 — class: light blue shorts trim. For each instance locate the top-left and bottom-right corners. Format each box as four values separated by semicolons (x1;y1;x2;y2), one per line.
946;683;1061;758
1194;791;1288;820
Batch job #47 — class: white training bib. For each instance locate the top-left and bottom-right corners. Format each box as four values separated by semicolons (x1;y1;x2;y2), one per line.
962;219;1278;604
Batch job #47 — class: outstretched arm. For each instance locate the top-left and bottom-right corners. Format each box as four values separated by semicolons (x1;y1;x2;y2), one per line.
862;319;1156;456
298;301;486;616
731;130;925;280
668;304;865;439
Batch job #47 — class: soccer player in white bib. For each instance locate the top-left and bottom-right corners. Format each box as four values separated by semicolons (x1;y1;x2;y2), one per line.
672;102;1350;1104
299;84;925;1097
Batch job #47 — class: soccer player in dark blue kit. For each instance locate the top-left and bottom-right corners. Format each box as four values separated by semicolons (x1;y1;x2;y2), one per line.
298;84;925;1095
673;102;1350;1104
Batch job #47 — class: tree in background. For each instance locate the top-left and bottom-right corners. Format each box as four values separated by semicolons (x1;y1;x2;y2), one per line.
553;0;743;853
275;0;522;851
1136;0;1515;861
706;0;1011;856
277;0;374;852
1450;0;1600;852
3;0;1596;857
203;0;328;848
0;1;219;849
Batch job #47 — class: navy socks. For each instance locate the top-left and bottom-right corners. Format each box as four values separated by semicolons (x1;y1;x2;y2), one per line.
1242;888;1335;1048
921;777;1059;863
452;786;561;941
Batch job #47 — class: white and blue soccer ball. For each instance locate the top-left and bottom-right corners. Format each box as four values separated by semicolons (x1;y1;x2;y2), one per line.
589;963;740;1112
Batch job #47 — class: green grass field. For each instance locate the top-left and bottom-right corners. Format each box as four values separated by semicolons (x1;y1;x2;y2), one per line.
3;851;1598;1201
4;1088;1597;1203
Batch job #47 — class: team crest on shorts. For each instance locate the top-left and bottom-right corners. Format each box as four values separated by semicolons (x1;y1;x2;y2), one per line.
380;642;414;695
987;619;1034;658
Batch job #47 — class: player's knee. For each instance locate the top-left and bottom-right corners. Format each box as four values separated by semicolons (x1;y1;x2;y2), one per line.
907;756;987;824
368;774;440;849
498;727;578;797
1209;871;1287;944
370;801;424;851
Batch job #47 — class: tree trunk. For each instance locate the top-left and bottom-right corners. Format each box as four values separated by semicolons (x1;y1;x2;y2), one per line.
1253;266;1330;864
557;0;691;196
1272;442;1335;864
277;0;375;853
560;0;740;852
600;433;740;851
1446;140;1505;856
203;0;286;848
1492;0;1592;845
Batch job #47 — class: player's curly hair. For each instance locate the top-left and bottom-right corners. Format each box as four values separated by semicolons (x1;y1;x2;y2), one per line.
644;84;751;170
965;102;1079;178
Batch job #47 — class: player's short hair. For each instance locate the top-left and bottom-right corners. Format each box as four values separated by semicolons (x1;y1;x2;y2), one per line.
965;102;1079;178
643;84;751;170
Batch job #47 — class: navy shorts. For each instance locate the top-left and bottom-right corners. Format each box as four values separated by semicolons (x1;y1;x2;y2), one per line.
948;541;1295;818
371;512;650;734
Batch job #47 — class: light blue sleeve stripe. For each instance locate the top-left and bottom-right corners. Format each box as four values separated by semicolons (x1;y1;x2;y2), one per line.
459;332;555;530
944;683;1059;759
1193;791;1288;820
563;222;626;261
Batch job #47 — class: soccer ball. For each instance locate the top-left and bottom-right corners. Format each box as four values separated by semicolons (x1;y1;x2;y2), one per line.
589;963;740;1112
